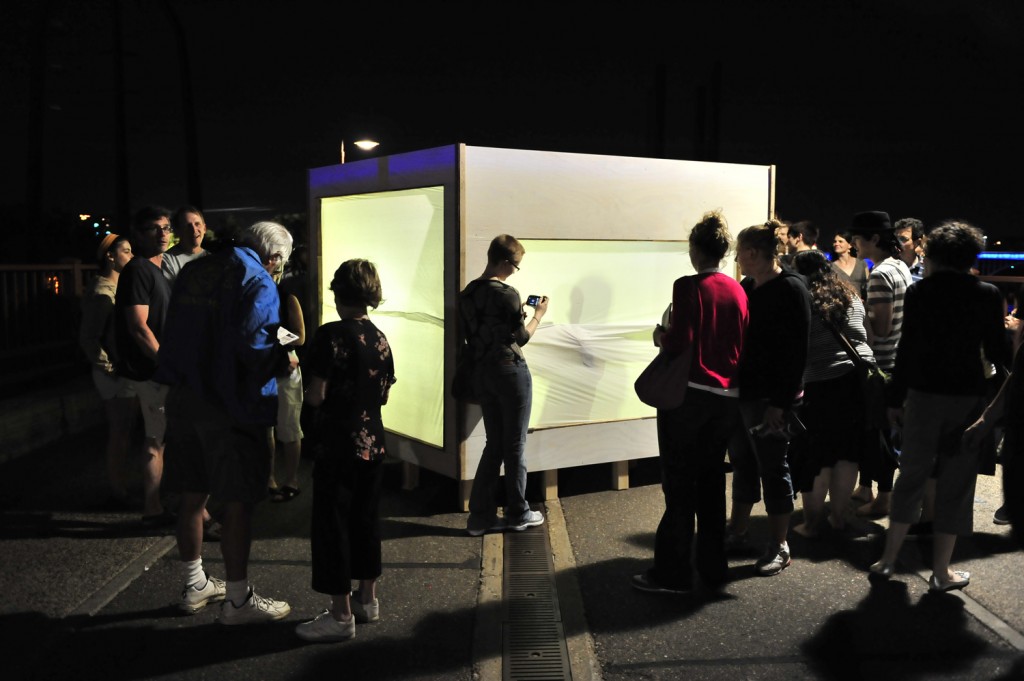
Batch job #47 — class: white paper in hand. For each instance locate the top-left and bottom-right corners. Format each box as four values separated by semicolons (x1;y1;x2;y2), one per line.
277;326;299;345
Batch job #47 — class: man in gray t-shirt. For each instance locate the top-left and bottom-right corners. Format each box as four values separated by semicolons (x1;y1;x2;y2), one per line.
163;205;209;282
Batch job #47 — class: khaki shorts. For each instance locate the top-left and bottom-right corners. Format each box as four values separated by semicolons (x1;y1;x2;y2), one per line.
275;366;304;443
129;379;169;442
163;384;272;504
92;368;137;401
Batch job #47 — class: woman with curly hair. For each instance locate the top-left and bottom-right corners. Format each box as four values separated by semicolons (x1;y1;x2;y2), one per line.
791;250;875;537
632;211;748;594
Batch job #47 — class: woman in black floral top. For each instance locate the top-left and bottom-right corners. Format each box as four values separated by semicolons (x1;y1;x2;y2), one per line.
295;259;396;643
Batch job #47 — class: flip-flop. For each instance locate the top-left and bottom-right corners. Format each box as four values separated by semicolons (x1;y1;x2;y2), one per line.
272;486;301;502
855;501;889;518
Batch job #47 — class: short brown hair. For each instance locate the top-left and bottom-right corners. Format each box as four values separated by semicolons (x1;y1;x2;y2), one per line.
330;259;383;309
923;220;985;271
172;205;205;231
487;234;525;267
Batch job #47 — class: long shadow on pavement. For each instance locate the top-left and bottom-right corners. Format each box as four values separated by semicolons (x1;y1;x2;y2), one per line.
803;580;1012;681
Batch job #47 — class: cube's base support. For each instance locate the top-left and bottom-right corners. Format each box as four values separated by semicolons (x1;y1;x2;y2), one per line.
612;460;629;491
401;461;419;491
541;469;558;501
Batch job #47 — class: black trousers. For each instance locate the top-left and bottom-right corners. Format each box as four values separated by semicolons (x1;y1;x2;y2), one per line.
310;452;385;595
650;388;738;590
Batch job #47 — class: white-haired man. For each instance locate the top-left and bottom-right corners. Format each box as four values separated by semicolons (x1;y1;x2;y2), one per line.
156;221;297;623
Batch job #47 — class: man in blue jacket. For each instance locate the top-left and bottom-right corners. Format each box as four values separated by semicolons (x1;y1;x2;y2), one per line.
156;221;297;624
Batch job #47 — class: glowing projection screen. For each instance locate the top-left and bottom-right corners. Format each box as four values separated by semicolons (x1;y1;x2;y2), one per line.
514;239;693;428
320;188;445;448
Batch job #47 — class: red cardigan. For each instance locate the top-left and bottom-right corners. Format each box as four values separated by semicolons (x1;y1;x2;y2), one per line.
660;272;748;390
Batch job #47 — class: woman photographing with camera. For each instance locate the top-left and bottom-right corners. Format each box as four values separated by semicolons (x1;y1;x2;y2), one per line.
459;235;549;537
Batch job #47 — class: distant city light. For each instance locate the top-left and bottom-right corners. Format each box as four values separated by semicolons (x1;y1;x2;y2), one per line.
978;252;1024;260
79;214;90;221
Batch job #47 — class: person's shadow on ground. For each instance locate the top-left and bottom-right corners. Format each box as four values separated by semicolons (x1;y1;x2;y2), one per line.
802;580;1001;681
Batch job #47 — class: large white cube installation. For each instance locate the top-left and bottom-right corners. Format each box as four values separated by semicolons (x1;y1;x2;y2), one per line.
308;144;774;508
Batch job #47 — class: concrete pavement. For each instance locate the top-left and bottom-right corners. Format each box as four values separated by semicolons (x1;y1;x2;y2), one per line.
3;394;1024;680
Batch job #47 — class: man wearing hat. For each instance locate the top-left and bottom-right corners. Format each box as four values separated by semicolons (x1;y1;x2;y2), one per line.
848;210;913;517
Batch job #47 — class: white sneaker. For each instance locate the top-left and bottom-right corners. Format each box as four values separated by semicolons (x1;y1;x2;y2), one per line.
508;510;544;532
351;591;379;623
218;587;291;625
755;543;792;576
179;573;226;614
295;610;355;642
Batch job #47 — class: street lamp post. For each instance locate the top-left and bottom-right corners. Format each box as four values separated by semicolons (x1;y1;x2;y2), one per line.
340;138;380;164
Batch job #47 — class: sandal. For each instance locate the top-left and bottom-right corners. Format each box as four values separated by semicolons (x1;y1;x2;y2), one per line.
272;485;301;503
855;500;889;518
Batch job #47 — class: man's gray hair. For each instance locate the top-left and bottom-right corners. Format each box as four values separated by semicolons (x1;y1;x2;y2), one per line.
237;221;293;263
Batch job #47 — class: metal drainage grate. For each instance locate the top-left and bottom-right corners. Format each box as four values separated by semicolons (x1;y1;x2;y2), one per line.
502;517;572;681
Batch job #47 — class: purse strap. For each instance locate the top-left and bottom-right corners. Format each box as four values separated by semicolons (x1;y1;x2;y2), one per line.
820;314;867;368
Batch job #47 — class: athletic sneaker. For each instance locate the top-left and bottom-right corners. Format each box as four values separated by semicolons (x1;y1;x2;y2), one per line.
994;505;1011;525
467;517;506;537
218;587;291;625
508;510;545;532
295;610;355;643
350;591;379;623
179;573;226;614
630;572;690;594
755;543;792;576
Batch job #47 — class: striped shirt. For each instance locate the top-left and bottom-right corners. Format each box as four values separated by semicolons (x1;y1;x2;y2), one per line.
804;297;875;383
866;257;912;371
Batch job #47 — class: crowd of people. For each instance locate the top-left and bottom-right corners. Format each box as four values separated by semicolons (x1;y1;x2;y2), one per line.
79;206;394;642
632;209;1022;596
77;204;1023;644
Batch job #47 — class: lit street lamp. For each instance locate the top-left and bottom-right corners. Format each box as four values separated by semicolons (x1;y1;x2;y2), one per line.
340;138;380;164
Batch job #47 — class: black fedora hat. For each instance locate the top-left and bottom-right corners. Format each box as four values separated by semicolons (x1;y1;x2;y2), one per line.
850;210;892;234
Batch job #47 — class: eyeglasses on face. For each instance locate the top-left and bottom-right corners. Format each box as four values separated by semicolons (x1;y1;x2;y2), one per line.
144;224;172;234
507;260;520;271
267;253;284;264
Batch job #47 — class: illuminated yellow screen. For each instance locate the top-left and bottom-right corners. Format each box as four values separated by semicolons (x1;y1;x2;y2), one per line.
320;188;445;448
515;240;693;427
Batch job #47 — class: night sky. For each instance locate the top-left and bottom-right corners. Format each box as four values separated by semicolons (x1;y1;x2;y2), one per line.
3;0;1023;250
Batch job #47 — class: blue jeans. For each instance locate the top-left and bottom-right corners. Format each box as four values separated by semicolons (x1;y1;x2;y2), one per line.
468;359;533;527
